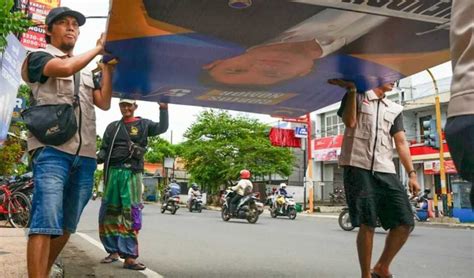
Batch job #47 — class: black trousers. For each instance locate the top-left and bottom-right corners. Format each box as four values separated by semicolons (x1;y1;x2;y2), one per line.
445;115;474;208
230;194;242;213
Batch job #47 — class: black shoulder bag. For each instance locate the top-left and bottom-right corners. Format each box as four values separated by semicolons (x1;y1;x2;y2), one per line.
22;72;81;146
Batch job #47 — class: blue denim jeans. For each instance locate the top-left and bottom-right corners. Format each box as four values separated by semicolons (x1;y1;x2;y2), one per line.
29;147;97;236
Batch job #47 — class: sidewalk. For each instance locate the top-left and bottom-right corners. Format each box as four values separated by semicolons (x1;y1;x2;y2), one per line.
0;220;161;278
0;224;28;278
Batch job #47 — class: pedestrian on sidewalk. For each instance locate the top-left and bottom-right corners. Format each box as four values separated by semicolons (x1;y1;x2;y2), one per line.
97;99;168;270
445;0;474;208
331;79;420;278
21;6;114;278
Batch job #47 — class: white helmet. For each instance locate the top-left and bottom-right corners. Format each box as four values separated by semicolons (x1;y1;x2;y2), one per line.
279;183;287;189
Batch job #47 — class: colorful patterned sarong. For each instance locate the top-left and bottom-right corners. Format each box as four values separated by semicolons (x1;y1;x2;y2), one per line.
99;167;143;258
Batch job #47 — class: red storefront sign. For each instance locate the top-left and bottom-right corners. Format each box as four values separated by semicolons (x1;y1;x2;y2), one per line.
313;135;343;161
409;142;450;156
19;0;61;49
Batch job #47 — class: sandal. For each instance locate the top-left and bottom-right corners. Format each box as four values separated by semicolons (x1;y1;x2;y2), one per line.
100;255;119;264
123;262;146;271
371;272;394;278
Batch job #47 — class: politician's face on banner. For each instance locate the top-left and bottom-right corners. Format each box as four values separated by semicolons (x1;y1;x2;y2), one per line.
202;45;315;86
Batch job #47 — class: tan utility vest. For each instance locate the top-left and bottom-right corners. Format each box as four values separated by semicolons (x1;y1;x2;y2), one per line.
21;44;97;158
448;0;474;118
339;90;403;174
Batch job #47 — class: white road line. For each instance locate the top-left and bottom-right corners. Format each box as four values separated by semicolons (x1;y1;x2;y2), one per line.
306;214;339;219
76;232;164;278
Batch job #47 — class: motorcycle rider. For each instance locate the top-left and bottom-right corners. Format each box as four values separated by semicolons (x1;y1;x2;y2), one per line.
164;179;181;203
276;183;289;213
230;169;253;215
187;183;201;208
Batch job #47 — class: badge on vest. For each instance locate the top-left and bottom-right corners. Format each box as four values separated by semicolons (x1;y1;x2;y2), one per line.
130;126;139;136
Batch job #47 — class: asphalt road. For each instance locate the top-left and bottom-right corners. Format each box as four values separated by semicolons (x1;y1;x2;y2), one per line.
76;201;473;278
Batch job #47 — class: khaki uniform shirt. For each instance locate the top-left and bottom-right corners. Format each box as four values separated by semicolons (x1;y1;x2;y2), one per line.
21;44;97;158
338;90;404;174
448;0;474;118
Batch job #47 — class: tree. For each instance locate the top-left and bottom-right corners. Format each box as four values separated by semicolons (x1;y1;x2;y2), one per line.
145;137;176;163
0;0;32;52
181;110;294;193
0;84;31;176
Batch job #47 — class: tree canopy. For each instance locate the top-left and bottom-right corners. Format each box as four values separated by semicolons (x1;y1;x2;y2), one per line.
0;0;32;52
145;136;180;163
180;110;294;193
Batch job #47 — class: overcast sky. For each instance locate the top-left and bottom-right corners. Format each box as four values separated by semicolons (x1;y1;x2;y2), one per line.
61;0;452;142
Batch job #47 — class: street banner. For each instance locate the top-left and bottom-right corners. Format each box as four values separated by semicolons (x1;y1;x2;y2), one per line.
19;0;61;49
313;135;343;161
0;34;27;145
105;0;450;117
423;160;457;175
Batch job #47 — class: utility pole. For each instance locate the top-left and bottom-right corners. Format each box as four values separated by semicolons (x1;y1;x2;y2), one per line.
302;136;307;211
426;69;450;217
281;113;313;212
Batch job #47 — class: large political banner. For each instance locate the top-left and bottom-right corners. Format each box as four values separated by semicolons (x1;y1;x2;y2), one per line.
105;0;450;117
0;34;27;145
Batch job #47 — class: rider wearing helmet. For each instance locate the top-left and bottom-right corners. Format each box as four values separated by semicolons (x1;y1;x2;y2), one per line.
276;183;289;213
230;169;253;214
278;183;289;197
164;179;181;202
187;183;201;208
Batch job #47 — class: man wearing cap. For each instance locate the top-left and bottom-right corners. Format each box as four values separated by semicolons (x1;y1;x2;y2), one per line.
97;99;168;270
21;7;114;277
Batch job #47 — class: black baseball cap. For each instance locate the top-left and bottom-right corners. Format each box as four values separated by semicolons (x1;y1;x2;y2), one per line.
45;7;86;26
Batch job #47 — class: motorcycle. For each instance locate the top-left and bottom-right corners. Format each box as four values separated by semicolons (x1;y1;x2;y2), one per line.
338;193;424;232
255;199;264;215
410;190;430;222
189;194;203;213
161;195;180;214
329;187;346;205
221;189;259;224
91;190;98;201
269;194;297;220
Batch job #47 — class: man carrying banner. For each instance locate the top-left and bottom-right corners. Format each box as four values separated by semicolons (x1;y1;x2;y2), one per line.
21;7;114;277
331;79;420;278
445;0;474;208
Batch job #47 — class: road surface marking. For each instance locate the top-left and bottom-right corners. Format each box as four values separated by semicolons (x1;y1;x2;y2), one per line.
77;232;164;278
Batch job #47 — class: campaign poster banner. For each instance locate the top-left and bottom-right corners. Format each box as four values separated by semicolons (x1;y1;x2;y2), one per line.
313;135;343;161
19;0;61;49
0;34;27;145
105;0;450;117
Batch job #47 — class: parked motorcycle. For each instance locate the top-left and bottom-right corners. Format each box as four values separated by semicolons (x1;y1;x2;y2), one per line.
221;189;259;224
410;190;430;222
269;194;297;220
189;195;203;213
329;187;346;205
338;202;419;233
161;195;180;214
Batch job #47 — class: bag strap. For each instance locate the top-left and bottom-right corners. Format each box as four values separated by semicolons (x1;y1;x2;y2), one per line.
104;121;122;184
73;72;82;156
